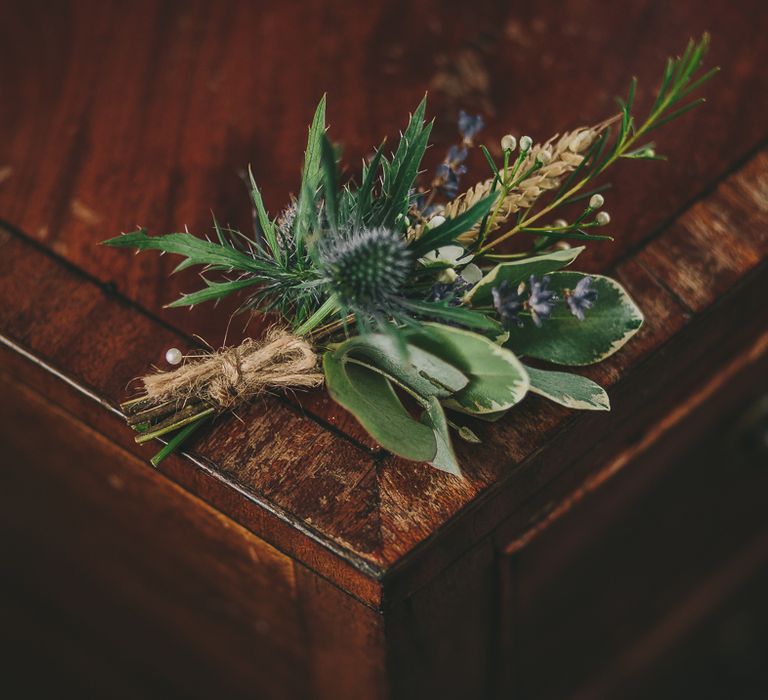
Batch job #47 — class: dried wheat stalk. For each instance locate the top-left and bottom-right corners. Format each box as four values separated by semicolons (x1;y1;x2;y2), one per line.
418;120;612;245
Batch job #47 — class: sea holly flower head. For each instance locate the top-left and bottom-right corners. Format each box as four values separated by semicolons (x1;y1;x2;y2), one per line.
319;227;412;318
566;276;598;321
527;275;557;327
492;280;524;329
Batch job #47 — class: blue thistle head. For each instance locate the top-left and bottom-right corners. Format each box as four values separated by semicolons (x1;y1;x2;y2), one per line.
318;227;412;320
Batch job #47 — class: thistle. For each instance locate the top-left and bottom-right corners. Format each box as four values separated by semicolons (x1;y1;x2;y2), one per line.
317;227;412;329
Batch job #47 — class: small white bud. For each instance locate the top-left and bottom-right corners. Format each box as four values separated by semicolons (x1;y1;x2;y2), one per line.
596;211;611;226
589;194;605;209
427;215;446;230
553;218;568;229
537;149;552;164
646;148;656;158
519;135;533;151
500;134;516;152
437;268;458;283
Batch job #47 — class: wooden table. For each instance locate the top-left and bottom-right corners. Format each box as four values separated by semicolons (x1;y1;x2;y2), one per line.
2;1;767;697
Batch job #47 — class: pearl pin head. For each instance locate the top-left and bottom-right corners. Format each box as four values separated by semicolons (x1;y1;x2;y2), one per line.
165;347;183;365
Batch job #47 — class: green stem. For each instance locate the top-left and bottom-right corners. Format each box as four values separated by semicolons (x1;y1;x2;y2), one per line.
294;296;339;336
135;407;215;444
151;415;210;467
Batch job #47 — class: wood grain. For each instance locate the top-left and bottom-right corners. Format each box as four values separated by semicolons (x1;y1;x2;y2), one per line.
0;369;386;700
1;0;767;342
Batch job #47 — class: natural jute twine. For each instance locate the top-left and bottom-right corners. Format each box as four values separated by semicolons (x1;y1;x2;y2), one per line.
141;328;324;410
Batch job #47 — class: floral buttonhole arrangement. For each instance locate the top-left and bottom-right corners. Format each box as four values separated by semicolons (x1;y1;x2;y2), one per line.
104;36;716;474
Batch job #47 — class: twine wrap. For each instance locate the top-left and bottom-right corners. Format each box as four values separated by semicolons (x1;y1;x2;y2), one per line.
141;328;324;410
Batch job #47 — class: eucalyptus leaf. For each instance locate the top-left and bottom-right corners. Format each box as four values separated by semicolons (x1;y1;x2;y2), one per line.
506;272;643;365
407;323;529;415
465;246;584;306
525;365;610;410
323;353;437;462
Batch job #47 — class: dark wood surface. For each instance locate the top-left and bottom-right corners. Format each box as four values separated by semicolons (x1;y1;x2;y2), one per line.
0;369;386;699
1;2;767;695
2;0;768;599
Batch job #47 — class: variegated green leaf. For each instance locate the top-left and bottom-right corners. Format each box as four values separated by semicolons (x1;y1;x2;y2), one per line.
506;272;643;365
465;246;585;306
525;365;610;410
406;323;529;415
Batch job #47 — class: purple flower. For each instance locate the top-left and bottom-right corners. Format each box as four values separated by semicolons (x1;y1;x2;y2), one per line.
492;280;523;328
458;111;485;142
447;144;468;164
431;274;473;306
528;275;557;327
435;161;467;199
566;276;598;321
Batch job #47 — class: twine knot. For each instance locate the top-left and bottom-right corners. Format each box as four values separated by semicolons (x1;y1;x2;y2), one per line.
140;328;324;411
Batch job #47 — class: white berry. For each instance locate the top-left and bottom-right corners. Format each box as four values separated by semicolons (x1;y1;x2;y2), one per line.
165;347;183;365
500;134;517;152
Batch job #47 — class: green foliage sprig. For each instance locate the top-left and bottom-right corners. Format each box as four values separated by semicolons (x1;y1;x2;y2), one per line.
104;36;715;472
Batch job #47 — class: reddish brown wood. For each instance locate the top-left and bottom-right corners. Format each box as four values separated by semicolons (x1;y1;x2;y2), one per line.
2;1;768;696
0;370;386;700
498;339;768;698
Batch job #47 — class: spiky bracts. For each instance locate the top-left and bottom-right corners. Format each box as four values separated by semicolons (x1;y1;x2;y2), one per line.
318;227;412;325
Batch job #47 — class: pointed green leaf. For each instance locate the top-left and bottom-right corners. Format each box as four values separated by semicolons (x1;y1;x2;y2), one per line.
166;277;261;308
323;352;437;462
525;365;610;410
294;95;327;243
356;146;385;227
421;397;462;476
248;166;281;263
102;229;273;274
401;299;503;335
320;134;339;230
409;194;497;257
